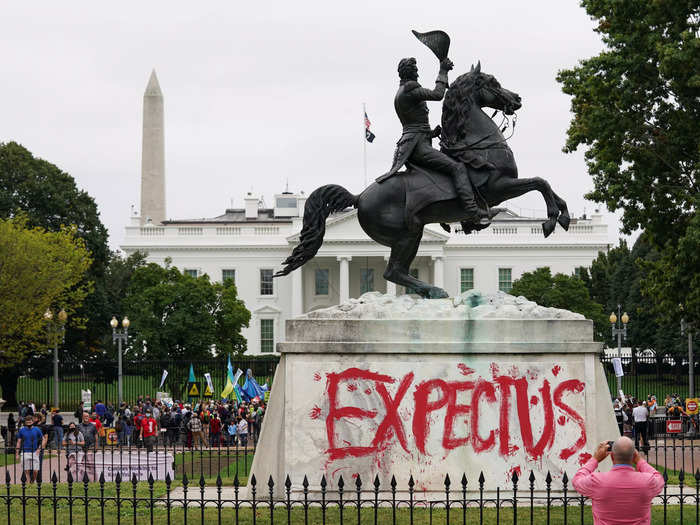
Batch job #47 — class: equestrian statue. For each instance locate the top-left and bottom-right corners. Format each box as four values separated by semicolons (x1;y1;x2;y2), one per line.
275;30;570;299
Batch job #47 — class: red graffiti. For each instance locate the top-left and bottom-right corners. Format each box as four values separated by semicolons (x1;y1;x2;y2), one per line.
508;466;522;481
551;365;561;377
323;367;587;463
313;372;322;382
309;405;322;419
457;364;475;376
364;388;372;395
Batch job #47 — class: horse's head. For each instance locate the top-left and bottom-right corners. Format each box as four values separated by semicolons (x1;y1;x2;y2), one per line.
468;61;521;114
441;61;522;146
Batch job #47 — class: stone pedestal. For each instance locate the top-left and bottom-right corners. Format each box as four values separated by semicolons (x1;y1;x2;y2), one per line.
249;292;618;498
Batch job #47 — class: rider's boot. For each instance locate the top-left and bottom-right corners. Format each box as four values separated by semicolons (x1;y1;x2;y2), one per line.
453;168;489;226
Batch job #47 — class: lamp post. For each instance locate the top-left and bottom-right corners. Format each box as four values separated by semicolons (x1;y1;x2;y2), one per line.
610;305;630;400
680;316;695;398
44;308;67;409
111;316;130;406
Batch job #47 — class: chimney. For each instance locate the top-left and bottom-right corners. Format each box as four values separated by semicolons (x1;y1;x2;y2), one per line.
297;190;307;217
245;192;259;219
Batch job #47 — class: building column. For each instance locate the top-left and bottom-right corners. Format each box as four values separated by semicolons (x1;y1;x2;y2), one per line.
337;256;351;303
432;256;444;288
384;255;396;295
291;266;303;316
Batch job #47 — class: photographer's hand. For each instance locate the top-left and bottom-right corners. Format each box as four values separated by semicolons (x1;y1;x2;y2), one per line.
593;441;610;463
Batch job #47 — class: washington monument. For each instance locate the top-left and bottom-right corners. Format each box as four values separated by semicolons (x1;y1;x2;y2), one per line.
140;69;165;225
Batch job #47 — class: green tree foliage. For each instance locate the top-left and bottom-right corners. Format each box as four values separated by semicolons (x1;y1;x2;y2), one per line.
123;262;250;360
510;267;607;339
557;1;699;323
0;218;91;405
0;142;111;355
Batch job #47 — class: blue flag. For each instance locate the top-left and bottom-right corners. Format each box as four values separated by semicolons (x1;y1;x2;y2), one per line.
188;364;196;383
242;369;264;401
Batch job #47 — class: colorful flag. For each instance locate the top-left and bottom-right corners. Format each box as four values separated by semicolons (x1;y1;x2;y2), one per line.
365;111;375;143
242;368;265;401
188;364;196;383
221;356;235;399
204;373;214;395
159;369;168;389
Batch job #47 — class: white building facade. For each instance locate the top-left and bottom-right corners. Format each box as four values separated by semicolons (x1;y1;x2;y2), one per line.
121;192;610;355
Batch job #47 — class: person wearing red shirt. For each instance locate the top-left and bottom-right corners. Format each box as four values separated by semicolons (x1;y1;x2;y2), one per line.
140;411;158;452
89;413;104;447
209;414;222;447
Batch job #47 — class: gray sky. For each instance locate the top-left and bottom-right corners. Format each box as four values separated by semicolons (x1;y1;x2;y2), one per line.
2;1;626;249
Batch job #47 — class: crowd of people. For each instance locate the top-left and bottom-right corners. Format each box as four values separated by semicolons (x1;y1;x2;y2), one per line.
613;392;699;451
6;396;266;483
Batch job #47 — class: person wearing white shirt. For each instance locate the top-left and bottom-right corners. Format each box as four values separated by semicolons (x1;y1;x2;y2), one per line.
632;401;649;451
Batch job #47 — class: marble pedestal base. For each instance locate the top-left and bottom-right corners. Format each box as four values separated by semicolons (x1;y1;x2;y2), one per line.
249;292;618;498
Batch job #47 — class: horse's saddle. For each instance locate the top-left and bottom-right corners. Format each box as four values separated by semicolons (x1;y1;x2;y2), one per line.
399;162;489;230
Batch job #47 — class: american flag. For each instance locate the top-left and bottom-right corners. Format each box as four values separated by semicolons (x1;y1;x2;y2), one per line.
364;111;375;143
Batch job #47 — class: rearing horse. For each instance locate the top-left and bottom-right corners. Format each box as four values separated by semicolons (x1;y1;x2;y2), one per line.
275;63;570;299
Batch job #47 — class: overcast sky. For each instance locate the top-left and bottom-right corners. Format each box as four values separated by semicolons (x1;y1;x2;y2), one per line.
2;1;628;249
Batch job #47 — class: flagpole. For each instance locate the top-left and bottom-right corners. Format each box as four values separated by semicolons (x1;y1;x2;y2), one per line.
363;102;368;188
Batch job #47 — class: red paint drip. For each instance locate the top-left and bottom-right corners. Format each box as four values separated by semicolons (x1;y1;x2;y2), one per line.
364;388;372;395
347;384;357;392
313;372;322;382
578;452;592;466
457;363;475;376
530;396;539;406
508;466;522;481
554;380;587;460
557;415;566;426
309;405;322;419
551;365;561;377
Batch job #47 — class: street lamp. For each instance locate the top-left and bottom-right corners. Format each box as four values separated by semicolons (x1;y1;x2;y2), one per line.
610;305;630;401
680;307;695;398
111;316;129;406
45;308;67;409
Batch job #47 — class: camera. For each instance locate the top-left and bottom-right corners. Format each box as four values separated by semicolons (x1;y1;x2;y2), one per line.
607;440;614;451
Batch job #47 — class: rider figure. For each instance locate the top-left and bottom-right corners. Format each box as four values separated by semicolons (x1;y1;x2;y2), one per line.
377;57;486;225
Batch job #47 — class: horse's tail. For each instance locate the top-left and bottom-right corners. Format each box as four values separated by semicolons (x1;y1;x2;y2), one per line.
274;184;358;277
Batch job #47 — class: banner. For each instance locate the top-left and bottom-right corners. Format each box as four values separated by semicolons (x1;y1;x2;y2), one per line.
666;420;683;433
159;369;168;388
686;398;699;415
203;373;214;398
83;452;174;482
187;381;201;398
81;389;92;410
611;358;624;377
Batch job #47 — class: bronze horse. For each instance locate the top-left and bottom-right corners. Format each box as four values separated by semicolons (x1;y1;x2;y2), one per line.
275;63;570;299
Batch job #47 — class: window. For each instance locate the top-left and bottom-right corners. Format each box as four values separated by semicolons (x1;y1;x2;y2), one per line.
360;268;374;294
498;268;512;293
405;268;420;295
260;319;274;353
222;269;236;284
184;269;198;278
574;267;583;279
315;269;329;295
276;197;297;208
260;269;274;295
460;268;474;293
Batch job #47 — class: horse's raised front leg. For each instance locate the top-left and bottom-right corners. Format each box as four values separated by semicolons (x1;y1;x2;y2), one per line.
383;231;448;299
486;176;560;237
551;189;570;231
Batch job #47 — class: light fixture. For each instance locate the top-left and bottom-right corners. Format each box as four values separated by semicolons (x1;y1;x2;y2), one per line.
57;309;67;323
609;312;617;325
621;312;629;325
110;316;118;329
44;309;53;320
122;317;130;329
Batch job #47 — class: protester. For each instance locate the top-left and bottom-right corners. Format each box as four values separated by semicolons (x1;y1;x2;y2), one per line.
140;410;158;452
237;416;248;447
51;409;64;450
632;400;649;452
15;415;46;483
63;422;85;477
187;414;205;448
79;412;98;451
572;437;664;524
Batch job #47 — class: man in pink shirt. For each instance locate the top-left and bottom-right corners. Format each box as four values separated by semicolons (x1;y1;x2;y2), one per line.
572;436;664;524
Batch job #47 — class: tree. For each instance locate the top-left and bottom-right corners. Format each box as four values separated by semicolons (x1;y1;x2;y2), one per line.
0;142;112;355
510;267;607;340
556;1;699;323
123;262;251;360
0;218;92;406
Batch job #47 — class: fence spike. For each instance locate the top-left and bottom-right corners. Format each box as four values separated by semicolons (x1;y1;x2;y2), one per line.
391;475;397;489
355;474;362;489
115;472;121;484
545;471;552;485
678;469;685;484
36;471;42;485
251;474;257;487
373;474;380;489
695;469;700;482
511;470;519;484
5;471;11;484
199;474;205;488
663;470;668;483
269;475;275;489
131;473;138;485
444;473;451;488
148;473;155;485
408;475;414;488
528;471;535;483
165;472;171;485
51;472;58;484
83;471;89;485
67;471;73;484
337;475;344;489
20;471;27;484
232;474;238;488
562;472;568;485
217;474;223;488
461;473;467;487
302;474;308;489
320;475;327;488
285;474;292;489
182;473;189;487
478;471;485;485
99;472;105;484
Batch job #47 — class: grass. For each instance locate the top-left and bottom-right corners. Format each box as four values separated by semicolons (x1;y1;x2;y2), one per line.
652;464;700;488
0;495;696;525
173;451;255;483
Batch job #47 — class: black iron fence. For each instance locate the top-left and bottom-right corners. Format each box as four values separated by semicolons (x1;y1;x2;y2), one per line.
2;466;699;525
600;353;699;401
5;356;279;410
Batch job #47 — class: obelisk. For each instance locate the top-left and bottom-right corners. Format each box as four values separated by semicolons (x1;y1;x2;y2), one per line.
140;69;166;225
